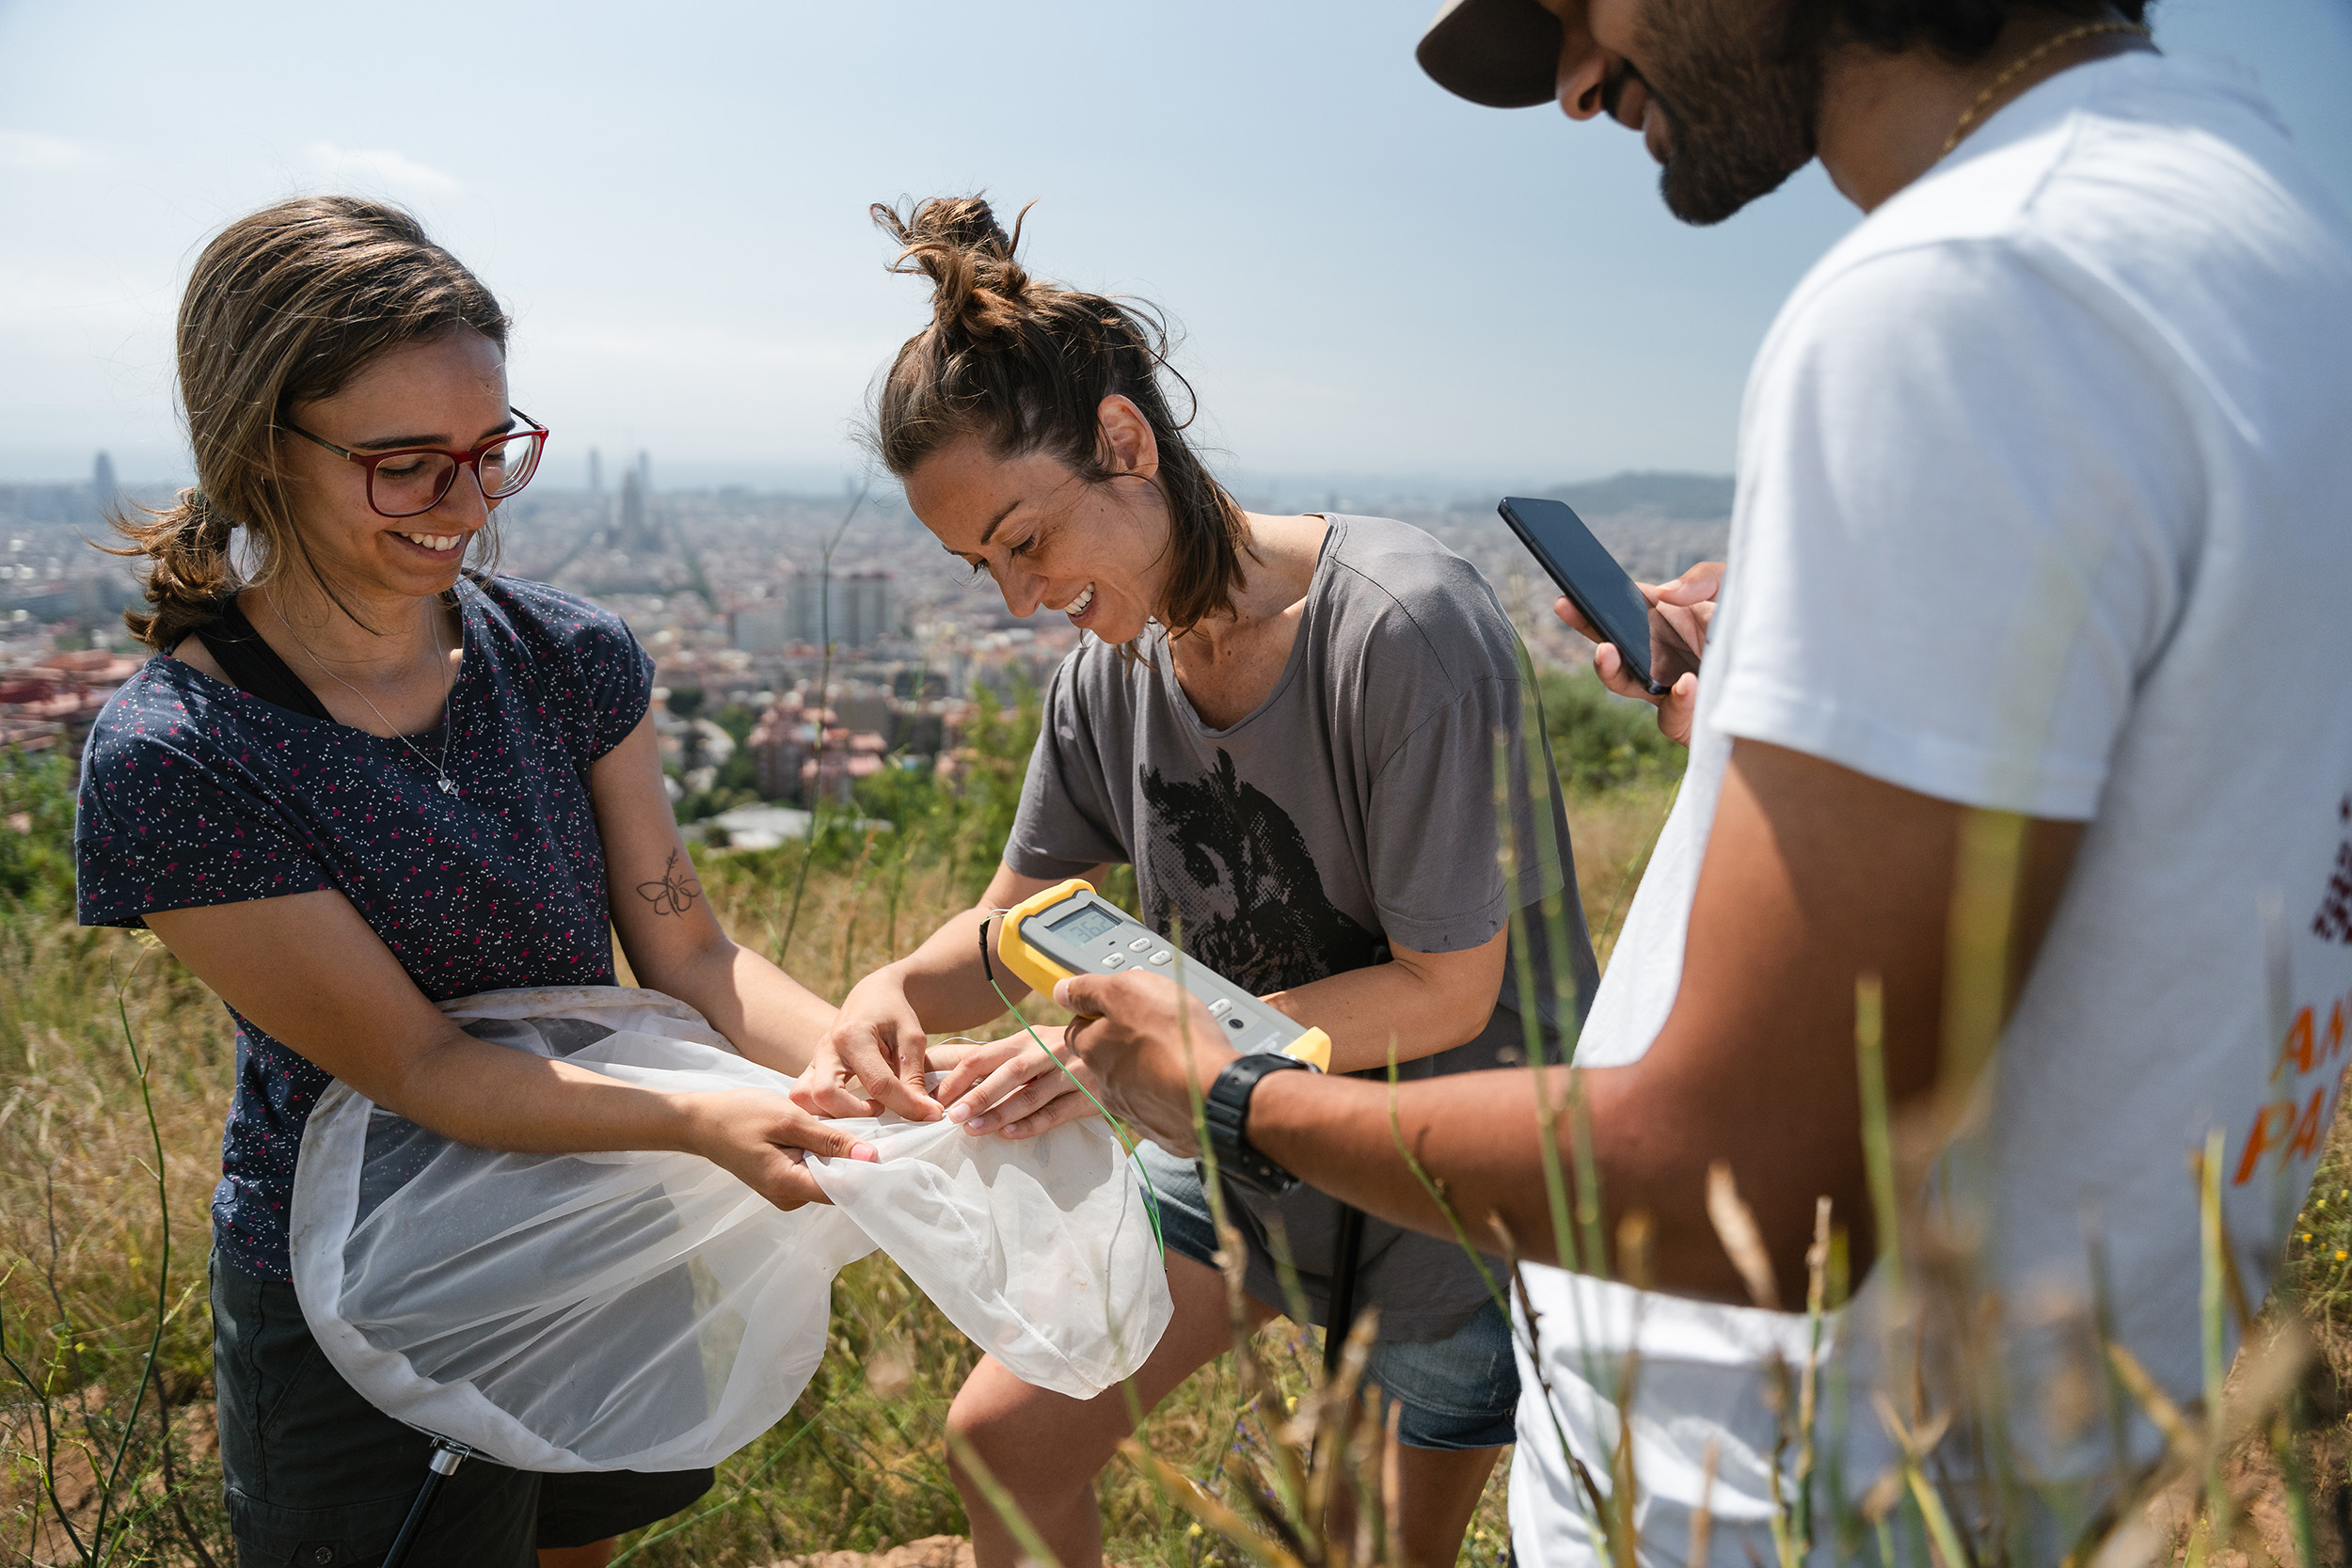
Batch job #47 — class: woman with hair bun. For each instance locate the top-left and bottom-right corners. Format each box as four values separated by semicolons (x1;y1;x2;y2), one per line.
76;196;868;1567
800;196;1600;1567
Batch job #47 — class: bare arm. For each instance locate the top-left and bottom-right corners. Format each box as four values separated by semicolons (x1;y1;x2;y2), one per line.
1264;930;1506;1074
823;857;1502;1133
145;891;874;1211
593;714;834;1076
1061;739;2082;1301
933;921;1505;1141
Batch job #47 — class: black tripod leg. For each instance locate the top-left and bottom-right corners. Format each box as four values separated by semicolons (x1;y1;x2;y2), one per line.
382;1436;471;1568
1313;1204;1372;1541
1323;1204;1367;1379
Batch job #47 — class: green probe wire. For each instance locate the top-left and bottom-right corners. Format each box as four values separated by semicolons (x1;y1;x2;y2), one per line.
979;916;1165;1257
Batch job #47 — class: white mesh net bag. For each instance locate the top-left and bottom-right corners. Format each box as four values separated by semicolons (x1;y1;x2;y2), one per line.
289;987;1170;1471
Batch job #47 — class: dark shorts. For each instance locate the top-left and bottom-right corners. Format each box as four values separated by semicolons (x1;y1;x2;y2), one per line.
211;1252;712;1567
1148;1153;1519;1451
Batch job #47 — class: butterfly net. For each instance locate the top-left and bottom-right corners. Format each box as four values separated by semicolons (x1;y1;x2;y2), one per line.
289;987;1170;1471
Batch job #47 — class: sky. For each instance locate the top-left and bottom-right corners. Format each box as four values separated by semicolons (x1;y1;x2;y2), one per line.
2;0;2347;493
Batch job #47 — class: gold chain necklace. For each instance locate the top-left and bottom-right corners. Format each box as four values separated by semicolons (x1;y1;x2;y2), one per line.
266;588;463;798
1943;19;2152;156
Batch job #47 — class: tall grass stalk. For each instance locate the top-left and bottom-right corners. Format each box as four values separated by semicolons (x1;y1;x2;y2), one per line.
1492;756;1582;1272
1501;689;1613;1290
1492;715;1622;1558
1939;810;2026;1114
1609;1212;1652;1568
1855;974;1904;1308
1381;1046;1507;1316
1825;1224;1858;1560
777;475;871;961
1795;1196;1832;1557
2198;1125;2232;1555
0;961;187;1568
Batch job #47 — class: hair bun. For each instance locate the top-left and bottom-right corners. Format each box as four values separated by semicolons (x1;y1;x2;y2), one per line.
872;195;1037;349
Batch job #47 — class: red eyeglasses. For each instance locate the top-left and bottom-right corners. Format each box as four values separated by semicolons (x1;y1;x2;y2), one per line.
288;408;550;520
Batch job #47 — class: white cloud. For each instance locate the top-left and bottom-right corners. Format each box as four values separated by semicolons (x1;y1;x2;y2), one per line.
0;131;96;169
305;141;461;195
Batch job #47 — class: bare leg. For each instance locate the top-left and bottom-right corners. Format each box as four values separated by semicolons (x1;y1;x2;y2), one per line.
947;1254;1278;1568
537;1541;613;1568
1324;1444;1503;1568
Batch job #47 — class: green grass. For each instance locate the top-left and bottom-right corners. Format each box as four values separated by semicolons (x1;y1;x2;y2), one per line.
1534;667;1686;797
12;686;2350;1565
2;706;1596;1565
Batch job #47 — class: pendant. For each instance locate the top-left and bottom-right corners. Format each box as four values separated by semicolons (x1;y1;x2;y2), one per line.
437;778;458;797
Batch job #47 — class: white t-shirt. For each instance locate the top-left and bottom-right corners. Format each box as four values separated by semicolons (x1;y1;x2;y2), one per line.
1512;53;2352;1566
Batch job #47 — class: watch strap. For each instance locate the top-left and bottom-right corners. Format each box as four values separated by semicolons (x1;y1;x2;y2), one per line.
1204;1052;1313;1196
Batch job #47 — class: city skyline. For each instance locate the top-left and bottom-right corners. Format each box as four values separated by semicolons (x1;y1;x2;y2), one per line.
4;0;2346;491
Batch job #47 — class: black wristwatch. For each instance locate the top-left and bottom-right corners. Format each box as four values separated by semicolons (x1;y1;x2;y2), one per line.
1203;1052;1317;1196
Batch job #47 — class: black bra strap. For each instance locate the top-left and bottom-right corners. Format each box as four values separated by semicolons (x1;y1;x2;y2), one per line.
186;597;334;721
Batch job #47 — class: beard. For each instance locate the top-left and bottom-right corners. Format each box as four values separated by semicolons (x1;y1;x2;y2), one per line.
1629;1;1825;226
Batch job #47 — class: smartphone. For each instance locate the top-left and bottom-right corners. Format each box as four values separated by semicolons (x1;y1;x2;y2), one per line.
1498;496;1698;695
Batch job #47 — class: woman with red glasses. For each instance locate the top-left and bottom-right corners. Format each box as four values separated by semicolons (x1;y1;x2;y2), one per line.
73;196;865;1568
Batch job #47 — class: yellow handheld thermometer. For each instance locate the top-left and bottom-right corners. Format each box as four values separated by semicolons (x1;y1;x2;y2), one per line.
996;879;1332;1072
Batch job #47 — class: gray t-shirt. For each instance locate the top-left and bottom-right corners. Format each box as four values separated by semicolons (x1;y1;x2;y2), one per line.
1008;515;1599;1341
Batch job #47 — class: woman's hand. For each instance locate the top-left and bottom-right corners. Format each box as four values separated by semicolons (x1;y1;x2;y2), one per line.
933;1025;1104;1140
793;965;943;1120
1553;560;1722;747
682;1087;879;1211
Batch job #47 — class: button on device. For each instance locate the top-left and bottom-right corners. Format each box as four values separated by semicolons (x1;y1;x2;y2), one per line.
1102;954;1126;970
1207;998;1232;1017
1149;951;1172;965
1128;937;1153;952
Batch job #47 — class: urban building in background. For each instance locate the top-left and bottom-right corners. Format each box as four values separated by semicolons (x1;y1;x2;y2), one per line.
3;455;1730;841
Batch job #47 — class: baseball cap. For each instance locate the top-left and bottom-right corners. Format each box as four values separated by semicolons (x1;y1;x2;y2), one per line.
1416;0;1563;109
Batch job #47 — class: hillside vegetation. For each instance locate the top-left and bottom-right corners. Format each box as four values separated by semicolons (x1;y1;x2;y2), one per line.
4;669;2347;1565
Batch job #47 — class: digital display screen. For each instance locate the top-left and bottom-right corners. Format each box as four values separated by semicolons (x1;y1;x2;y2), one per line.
1046;902;1123;946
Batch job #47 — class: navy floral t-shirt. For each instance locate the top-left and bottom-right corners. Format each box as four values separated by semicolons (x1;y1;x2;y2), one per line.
73;576;654;1282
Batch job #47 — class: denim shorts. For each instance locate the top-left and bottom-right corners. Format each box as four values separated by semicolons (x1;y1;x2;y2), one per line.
1148;1154;1518;1450
210;1252;711;1566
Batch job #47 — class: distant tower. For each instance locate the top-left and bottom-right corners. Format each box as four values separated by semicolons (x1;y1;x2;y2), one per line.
636;451;652;496
91;451;119;512
616;468;646;552
587;447;603;493
843;571;896;651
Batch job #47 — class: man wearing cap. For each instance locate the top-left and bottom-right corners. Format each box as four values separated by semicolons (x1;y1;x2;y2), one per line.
1058;0;2352;1560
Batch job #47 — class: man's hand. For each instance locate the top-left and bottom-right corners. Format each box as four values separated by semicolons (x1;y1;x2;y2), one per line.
1554;560;1721;746
1052;972;1239;1157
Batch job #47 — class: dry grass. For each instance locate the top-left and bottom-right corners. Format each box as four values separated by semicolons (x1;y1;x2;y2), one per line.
0;908;232;1565
1561;777;1679;970
6;784;1654;1566
10;771;2346;1566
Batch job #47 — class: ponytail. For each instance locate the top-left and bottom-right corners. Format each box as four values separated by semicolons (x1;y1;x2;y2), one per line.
868;195;1251;641
114;488;238;649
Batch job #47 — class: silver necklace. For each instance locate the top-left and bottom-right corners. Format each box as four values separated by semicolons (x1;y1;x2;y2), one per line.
265;588;462;798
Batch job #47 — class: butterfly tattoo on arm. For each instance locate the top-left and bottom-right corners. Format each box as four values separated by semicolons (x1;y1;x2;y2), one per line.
638;848;703;917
